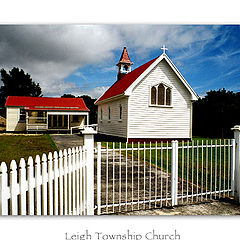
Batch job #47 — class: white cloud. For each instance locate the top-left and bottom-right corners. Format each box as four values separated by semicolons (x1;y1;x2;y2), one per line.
0;25;122;97
68;85;109;99
101;66;116;73
0;25;226;98
84;86;110;99
73;72;82;77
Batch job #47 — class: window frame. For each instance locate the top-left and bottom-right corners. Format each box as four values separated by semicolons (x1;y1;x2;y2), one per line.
151;86;157;105
166;87;172;106
119;104;122;121
100;107;103;122
157;83;165;105
108;106;111;122
149;82;173;108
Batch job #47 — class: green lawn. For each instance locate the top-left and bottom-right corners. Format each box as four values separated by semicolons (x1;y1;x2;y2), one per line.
102;137;233;192
0;135;58;168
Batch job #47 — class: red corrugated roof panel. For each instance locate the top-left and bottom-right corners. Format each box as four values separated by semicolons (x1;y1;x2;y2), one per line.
96;56;158;103
5;96;89;111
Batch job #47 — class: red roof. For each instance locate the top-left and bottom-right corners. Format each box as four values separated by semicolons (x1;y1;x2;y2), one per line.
96;56;158;103
5;96;89;111
118;47;133;64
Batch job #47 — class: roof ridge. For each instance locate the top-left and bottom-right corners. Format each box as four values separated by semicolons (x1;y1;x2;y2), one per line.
7;96;79;99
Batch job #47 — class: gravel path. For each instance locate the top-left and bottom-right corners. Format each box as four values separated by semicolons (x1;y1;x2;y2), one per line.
50;134;84;150
117;199;240;215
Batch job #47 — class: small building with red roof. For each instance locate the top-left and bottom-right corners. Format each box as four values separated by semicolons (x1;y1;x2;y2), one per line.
5;96;89;132
95;46;198;142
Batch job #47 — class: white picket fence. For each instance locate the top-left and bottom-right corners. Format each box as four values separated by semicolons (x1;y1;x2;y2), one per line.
0;147;90;215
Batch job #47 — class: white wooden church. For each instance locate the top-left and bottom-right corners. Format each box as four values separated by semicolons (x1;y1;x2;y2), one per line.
95;46;198;142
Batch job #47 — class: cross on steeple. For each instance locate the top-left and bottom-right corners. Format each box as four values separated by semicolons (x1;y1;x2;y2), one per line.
161;45;168;54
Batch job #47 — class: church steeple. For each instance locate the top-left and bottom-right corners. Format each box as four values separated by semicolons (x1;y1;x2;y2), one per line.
116;47;133;81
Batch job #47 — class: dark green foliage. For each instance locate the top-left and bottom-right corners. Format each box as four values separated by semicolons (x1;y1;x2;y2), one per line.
61;94;75;98
193;88;240;138
78;95;97;124
0;67;42;117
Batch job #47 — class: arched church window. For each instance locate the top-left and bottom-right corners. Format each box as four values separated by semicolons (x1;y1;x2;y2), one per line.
158;84;165;105
151;86;156;105
166;88;171;105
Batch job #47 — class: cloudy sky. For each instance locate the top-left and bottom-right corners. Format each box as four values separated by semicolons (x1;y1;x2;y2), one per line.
0;24;240;99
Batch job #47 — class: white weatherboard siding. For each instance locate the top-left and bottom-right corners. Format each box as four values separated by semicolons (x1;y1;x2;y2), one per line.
6;107;25;131
98;98;128;138
128;60;192;139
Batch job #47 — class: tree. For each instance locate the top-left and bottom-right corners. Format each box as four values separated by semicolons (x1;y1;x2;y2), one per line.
193;88;240;138
61;94;75;98
79;95;97;124
0;67;42;116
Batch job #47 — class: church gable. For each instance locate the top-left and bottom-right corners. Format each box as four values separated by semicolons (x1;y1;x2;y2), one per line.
124;56;197;102
129;59;192;109
127;59;194;139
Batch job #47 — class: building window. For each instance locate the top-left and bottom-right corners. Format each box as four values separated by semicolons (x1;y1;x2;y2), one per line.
158;83;165;105
36;111;47;123
119;105;122;120
150;83;172;106
37;111;45;121
108;107;111;120
100;108;103;121
19;108;26;121
166;87;171;106
151;86;157;105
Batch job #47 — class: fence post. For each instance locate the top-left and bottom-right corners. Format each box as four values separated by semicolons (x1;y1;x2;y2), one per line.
232;125;240;201
81;127;97;215
19;158;27;215
171;140;178;206
231;139;235;197
97;142;101;215
27;157;34;215
10;160;18;215
0;162;8;215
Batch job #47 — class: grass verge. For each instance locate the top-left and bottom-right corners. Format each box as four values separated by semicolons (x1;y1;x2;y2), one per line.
0;134;58;168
